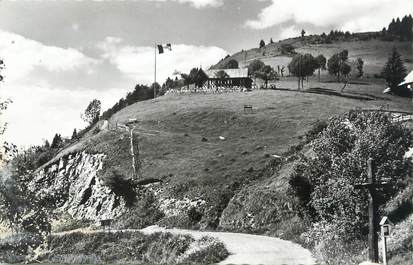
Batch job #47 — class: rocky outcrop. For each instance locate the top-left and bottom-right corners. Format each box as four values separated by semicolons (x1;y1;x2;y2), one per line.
30;151;126;220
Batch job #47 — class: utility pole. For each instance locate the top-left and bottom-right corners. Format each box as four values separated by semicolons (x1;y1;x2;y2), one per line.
154;43;157;99
355;158;389;263
124;119;140;181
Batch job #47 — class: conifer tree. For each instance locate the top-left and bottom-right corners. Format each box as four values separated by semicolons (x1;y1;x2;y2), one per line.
71;129;78;140
51;133;63;149
381;48;407;94
259;39;265;48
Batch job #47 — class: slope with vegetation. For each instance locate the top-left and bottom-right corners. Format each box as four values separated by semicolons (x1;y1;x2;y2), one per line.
2;14;413;265
214;15;413;81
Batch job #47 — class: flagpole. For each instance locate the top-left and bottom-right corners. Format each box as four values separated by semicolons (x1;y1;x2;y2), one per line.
154;43;157;99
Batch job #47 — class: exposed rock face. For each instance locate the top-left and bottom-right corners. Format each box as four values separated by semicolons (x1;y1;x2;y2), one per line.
30;151;126;220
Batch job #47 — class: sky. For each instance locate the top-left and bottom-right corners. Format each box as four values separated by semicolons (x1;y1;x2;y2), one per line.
0;0;412;146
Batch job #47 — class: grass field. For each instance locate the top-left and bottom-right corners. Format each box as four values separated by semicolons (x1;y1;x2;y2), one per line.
110;87;407;183
218;38;413;78
100;82;412;222
31;73;413;230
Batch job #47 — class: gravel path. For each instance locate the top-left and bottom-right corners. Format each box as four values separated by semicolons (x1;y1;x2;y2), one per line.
3;225;315;265
141;225;315;265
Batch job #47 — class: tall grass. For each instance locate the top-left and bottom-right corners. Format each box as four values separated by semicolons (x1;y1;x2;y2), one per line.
43;231;228;264
0;232;43;263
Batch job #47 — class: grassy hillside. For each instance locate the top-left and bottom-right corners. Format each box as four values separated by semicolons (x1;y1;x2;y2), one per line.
215;37;413;77
109;89;407;182
22;70;413;265
90;87;411;227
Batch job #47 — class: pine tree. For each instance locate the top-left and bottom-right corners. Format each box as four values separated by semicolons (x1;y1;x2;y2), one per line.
51;133;63;149
71;129;78;140
259;39;266;49
388;18;396;35
395;17;402;36
381;48;407;93
405;15;413;40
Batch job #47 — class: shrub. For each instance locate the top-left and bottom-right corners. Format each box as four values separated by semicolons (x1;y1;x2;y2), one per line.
290;111;413;241
112;189;164;230
181;236;229;264
53;215;94;233
302;221;366;265
305;119;328;142
280;44;295;55
187;206;203;225
0;233;43;263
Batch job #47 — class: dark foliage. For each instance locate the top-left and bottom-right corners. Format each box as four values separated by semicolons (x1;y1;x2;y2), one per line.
101;84;154;120
288;53;319;89
104;170;137;206
356;58;364;78
381;48;409;96
383;14;413;41
113;189;164;229
248;59;265;79
290;111;412;240
255;65;278;89
259;39;265;48
223;59;239;69
51;133;63;149
81;99;101;125
327;50;351;82
280;44;296;55
0;233;43;263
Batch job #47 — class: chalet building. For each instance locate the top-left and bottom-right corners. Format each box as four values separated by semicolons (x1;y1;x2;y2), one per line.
383;70;413;94
196;68;253;89
399;70;413;89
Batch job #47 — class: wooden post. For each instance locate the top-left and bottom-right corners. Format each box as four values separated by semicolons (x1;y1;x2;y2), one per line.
154;43;157;99
381;230;387;265
355;158;390;263
130;127;137;180
367;158;379;263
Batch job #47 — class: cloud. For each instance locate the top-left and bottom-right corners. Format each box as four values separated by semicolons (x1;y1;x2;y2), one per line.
98;37;228;85
245;0;413;32
2;83;128;147
72;23;80;32
0;30;127;146
0;30;228;146
148;0;223;8
0;30;97;83
279;25;300;40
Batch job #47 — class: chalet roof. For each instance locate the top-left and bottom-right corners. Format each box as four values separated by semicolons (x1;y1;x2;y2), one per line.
204;68;249;79
399;70;413;86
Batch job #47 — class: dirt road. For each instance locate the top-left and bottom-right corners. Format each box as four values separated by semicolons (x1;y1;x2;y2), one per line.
141;225;315;265
2;225;315;265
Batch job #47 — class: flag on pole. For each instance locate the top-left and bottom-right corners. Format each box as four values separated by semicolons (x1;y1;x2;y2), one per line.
157;43;172;54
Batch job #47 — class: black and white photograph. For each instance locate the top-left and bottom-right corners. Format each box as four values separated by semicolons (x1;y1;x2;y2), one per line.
0;1;413;264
